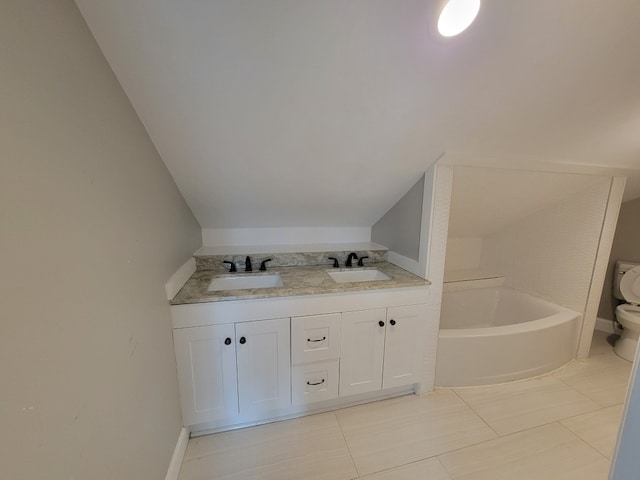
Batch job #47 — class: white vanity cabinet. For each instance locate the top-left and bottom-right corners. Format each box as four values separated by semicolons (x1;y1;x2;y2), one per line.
171;285;433;433
173;317;290;427
339;304;428;396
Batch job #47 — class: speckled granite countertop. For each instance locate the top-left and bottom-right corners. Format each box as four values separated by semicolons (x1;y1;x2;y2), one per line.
170;262;429;305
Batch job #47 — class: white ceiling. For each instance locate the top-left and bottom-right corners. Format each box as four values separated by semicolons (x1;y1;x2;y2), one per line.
75;0;640;228
448;167;610;237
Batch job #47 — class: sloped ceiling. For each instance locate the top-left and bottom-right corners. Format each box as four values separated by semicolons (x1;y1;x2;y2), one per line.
75;0;640;228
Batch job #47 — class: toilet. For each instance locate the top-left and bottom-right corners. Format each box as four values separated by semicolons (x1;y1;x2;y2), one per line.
613;261;640;361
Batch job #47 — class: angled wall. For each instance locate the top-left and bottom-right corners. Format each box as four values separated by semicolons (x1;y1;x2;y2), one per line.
0;1;201;479
372;174;425;261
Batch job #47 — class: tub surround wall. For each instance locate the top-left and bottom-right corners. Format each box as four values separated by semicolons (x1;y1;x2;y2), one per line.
443;274;505;292
598;196;640;321
480;179;611;312
444;237;483;271
1;1;202;478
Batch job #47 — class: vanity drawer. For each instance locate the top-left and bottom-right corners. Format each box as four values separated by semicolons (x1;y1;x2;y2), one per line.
291;313;341;365
291;360;339;405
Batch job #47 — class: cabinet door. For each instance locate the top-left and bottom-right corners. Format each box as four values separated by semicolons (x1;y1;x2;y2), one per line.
383;304;427;389
236;318;291;419
339;308;386;396
173;324;238;426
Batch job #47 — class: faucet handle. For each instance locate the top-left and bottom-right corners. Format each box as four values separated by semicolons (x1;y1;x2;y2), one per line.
259;259;272;271
223;260;236;272
357;256;369;267
328;257;339;268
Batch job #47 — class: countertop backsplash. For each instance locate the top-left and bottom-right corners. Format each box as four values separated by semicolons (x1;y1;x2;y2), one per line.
194;249;389;272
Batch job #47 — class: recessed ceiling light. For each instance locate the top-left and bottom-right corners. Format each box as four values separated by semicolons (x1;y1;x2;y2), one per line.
437;0;481;37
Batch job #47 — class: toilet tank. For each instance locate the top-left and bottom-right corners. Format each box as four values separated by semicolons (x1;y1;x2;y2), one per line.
614;260;640;300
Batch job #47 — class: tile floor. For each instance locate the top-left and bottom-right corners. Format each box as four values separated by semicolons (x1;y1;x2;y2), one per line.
178;331;631;480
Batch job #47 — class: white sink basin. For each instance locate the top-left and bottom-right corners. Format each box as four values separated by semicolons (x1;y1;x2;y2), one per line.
208;273;283;291
328;269;391;284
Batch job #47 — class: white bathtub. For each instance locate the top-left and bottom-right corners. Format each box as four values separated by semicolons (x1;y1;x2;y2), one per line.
435;286;582;387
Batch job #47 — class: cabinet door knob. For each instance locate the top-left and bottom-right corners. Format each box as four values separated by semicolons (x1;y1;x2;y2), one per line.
224;337;232;345
390;319;396;326
239;337;246;344
378;321;385;327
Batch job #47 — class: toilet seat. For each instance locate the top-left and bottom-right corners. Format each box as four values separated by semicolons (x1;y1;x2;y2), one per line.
620;265;640;306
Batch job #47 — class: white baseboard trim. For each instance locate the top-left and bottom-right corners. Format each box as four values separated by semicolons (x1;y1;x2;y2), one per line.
165;257;197;300
387;251;421;277
595;316;622;334
165;427;190;480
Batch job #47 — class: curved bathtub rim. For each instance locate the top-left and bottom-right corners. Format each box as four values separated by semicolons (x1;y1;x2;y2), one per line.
438;310;580;338
435;286;583;387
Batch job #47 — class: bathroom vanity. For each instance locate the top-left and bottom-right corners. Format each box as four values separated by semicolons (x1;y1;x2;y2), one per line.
170;250;435;434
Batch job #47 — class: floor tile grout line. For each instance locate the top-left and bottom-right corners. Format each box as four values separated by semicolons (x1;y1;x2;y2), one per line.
553;369;628;409
434;420;591;459
333;390;498;478
452;383;612;440
351;456;440;479
450;388;501;438
333;410;361;479
450;359;628;436
556;421;614;462
434;455;455;480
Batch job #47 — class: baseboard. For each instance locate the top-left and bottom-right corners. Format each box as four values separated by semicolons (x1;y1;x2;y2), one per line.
165;427;190;480
165;257;197;300
595;316;622;334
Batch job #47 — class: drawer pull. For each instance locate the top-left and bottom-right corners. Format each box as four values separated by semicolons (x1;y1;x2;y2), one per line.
307;379;326;386
307;336;326;343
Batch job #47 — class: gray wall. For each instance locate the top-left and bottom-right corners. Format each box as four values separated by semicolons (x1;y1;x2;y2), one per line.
0;1;202;479
372;175;425;261
598;196;640;321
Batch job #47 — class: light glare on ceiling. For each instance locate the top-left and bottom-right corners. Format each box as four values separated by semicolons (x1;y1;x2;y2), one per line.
437;0;481;37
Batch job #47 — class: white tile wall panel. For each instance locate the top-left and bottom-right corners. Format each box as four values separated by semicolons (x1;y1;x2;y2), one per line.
480;179;611;313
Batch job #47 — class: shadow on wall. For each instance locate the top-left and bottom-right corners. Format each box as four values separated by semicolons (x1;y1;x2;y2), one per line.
598;197;640;321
